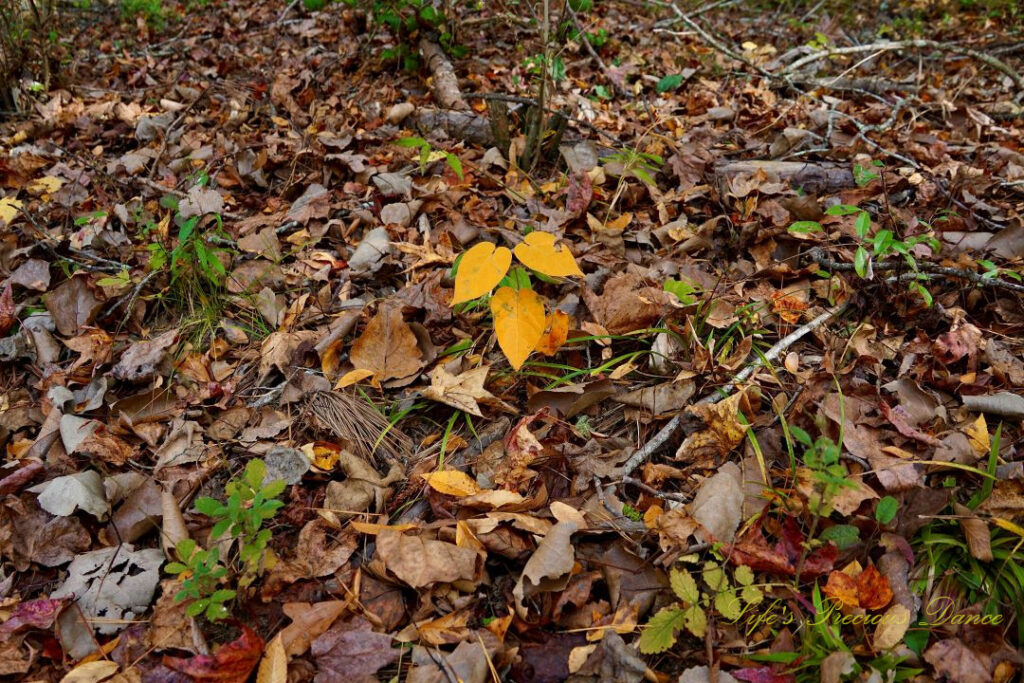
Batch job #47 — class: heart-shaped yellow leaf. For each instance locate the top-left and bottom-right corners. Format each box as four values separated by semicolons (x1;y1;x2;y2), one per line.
490;286;545;370
513;231;583;278
452;242;512;304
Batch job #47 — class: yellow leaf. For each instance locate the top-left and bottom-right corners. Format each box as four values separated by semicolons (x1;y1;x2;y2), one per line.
452;242;513;304
0;197;24;225
605;212;632;232
513;231;583;278
535;310;569;356
965;413;989;457
993;517;1024;538
27;175;63;197
335;367;376;389
490;286;545;370
256;633;288;683
421;470;482;497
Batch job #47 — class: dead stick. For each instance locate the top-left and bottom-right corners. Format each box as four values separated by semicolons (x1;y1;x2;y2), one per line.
620;303;847;477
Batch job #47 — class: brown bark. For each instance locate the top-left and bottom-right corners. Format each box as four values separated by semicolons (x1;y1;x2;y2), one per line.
418;37;467;111
714;160;855;196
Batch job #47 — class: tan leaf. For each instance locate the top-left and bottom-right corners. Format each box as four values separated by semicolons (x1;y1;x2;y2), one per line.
675;391;749;463
349;306;423;383
375;530;481;588
422;365;495;417
256;633;288;683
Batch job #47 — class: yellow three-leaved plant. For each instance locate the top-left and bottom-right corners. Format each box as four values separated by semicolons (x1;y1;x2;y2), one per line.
451;233;582;370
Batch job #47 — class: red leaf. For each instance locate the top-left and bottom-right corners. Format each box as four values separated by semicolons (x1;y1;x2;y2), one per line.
732;666;796;683
726;516;836;579
0;598;68;640
163;623;263;683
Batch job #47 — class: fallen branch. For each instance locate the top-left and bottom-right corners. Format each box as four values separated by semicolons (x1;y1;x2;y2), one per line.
809;248;1024;293
419;37;468;111
780;39;1024;95
619;302;848;477
714;160;855;195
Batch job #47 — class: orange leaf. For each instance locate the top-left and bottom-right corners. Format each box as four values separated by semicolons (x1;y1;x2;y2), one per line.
490;286;545;370
536;311;569;355
452;242;512;304
822;570;860;608
856;565;893;610
513;231;583;278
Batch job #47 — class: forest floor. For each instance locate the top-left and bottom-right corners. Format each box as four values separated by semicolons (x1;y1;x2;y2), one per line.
1;0;1024;681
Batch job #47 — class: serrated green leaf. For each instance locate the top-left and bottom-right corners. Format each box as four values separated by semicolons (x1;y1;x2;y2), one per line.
670;567;700;603
684;604;707;637
734;565;754;586
741;585;764;605
703;563;728;592
714;590;743;621
186;599;207;617
638;608;687;654
445;153;464;181
194;497;223;516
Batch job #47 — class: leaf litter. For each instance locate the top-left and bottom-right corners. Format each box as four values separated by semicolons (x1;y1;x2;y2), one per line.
1;0;1023;680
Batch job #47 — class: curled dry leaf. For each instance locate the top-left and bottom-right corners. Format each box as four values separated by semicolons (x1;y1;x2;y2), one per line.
514;521;577;618
422;365;495;417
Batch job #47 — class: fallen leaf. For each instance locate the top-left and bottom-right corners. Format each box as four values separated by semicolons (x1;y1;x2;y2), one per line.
514;521;577;618
164;624;263;683
422;365;495;417
375;529;481;588
676;391;749;463
490;286;545;370
421;470;483;497
350;306;423;383
256;633;287;683
311;617;397;683
689;461;744;543
535;310;570;356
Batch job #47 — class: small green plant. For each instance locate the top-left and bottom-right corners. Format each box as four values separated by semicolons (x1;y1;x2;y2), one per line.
788;195;941;305
639;561;763;653
120;0;165;28
165;459;285;621
791;426;852;517
394;136;464;181
195;458;286;580
165;540;235;621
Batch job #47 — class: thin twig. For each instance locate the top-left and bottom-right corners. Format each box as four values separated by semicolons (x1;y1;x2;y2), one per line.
620;303;848;477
